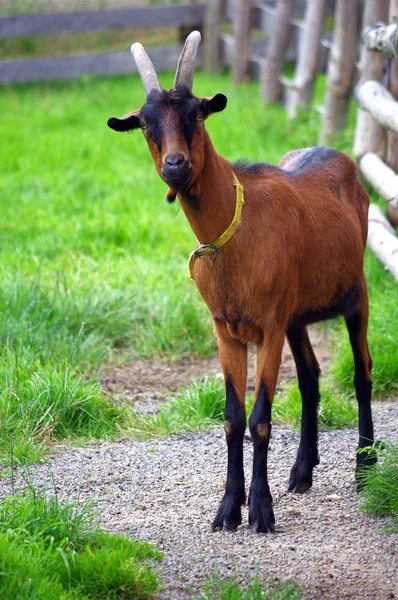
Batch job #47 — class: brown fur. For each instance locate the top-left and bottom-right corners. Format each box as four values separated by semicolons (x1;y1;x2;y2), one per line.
172;131;369;411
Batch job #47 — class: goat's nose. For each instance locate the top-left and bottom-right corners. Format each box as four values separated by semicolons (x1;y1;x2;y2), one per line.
165;153;184;166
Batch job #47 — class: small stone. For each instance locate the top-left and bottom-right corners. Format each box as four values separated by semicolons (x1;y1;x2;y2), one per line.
325;494;342;501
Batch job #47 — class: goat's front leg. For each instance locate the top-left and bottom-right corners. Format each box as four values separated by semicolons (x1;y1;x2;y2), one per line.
212;322;247;532
249;328;284;533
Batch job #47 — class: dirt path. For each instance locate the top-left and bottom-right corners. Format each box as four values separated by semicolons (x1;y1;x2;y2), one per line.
2;327;397;599
12;400;398;599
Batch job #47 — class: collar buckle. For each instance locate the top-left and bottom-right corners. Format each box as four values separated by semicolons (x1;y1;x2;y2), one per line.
193;243;218;259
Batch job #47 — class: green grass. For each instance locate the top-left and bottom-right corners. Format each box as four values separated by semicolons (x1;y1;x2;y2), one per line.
196;574;302;600
130;377;225;438
130;375;357;439
358;443;398;532
0;70;397;462
272;380;357;430
0;476;162;599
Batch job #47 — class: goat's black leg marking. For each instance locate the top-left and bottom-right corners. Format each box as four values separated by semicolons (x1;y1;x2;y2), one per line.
248;379;275;533
212;377;246;531
345;309;375;487
286;325;320;493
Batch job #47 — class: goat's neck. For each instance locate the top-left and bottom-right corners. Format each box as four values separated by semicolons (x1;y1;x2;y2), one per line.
178;131;236;244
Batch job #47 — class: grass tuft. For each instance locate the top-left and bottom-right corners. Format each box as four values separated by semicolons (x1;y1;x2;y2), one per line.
130;376;225;438
0;475;161;600
357;443;398;531
0;348;128;465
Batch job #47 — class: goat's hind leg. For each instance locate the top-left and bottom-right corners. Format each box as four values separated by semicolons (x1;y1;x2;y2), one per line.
286;325;320;493
212;323;247;531
345;276;375;485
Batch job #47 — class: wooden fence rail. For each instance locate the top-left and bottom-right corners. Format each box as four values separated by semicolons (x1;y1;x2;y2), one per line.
0;46;187;84
0;5;206;38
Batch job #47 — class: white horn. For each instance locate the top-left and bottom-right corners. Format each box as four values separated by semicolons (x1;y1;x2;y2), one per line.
173;31;201;91
131;42;162;95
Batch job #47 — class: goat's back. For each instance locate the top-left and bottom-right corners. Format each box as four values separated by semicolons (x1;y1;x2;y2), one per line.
279;146;369;247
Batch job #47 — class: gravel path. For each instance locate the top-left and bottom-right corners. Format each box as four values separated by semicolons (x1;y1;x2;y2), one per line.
4;400;397;599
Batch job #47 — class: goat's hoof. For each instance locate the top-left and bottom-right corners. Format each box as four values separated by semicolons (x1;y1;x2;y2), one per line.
290;480;311;494
212;494;244;532
288;461;315;494
248;496;275;534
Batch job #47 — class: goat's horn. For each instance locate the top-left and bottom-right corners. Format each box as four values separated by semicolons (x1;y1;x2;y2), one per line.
131;42;162;95
173;30;201;91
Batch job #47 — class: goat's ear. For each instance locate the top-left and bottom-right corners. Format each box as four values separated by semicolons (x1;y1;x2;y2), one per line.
200;94;227;117
107;109;141;132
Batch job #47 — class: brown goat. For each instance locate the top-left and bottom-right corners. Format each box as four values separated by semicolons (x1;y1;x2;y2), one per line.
108;32;375;533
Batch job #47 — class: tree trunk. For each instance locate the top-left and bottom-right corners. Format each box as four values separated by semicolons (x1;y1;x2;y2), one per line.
367;204;398;282
359;152;398;210
319;0;360;144
205;0;223;73
355;80;398;133
232;0;251;84
353;0;389;158
286;0;327;119
260;0;294;103
387;0;398;226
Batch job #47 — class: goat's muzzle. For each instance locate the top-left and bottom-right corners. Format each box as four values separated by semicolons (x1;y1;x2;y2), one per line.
162;153;192;189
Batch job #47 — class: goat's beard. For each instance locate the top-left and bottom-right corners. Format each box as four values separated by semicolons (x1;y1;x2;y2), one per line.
166;188;177;203
165;176;200;205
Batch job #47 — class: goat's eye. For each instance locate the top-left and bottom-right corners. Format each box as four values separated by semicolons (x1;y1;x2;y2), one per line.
196;114;203;122
141;121;148;130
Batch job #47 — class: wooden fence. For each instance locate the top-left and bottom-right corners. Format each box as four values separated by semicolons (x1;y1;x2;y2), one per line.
0;3;206;83
353;0;398;282
0;0;326;85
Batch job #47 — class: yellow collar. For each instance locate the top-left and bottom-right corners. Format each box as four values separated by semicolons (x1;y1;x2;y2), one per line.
188;172;245;280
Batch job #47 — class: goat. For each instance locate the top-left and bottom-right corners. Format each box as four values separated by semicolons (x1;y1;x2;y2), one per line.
107;32;375;533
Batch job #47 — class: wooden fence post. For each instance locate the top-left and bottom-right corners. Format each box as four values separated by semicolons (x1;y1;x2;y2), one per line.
286;0;327;119
260;0;294;103
353;0;389;158
319;0;360;144
205;0;223;73
232;0;251;84
387;0;398;225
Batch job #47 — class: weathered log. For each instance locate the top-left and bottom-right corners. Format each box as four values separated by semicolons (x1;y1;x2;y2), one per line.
367;204;398;282
232;0;251;84
354;0;389;158
359;152;398;209
319;0;360;143
286;0;327;119
260;0;294;103
356;79;398;134
362;22;398;57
